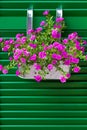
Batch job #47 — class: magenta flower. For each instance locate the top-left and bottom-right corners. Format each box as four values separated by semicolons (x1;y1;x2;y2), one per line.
15;44;20;48
20;58;26;64
62;51;68;58
21;37;27;44
29;43;37;49
66;73;71;79
16;33;23;39
52;60;57;65
56;17;64;22
2;45;10;52
71;57;79;64
34;75;42;82
54;24;62;29
9;56;13;61
30;35;36;41
27;29;34;35
2;68;8;74
9;39;14;44
0;65;3;71
43;46;48;51
47;64;53;71
52;53;62;60
39;51;46;59
52;30;61;39
4;40;9;45
30;54;37;61
60;76;67;83
48;44;53;49
40;21;45;26
16;70;20;76
68;32;77;40
73;66;80;73
36;27;42;33
0;38;3;43
43;10;49;15
64;59;71;65
63;39;68;44
23;51;30;57
34;63;41;70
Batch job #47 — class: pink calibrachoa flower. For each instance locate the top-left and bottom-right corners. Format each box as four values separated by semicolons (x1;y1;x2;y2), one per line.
48;44;53;49
2;68;8;74
62;51;68;58
66;73;71;79
68;32;77;40
70;57;79;64
16;33;23;39
56;17;64;22
16;70;20;76
29;43;37;49
60;76;67;83
73;66;80;73
40;21;45;26
9;39;14;44
52;60;57;65
52;53;62;60
36;27;42;33
30;54;37;61
0;38;3;43
30;35;36;41
52;30;61;39
21;37;27;44
2;45;10;52
23;50;30;57
27;29;34;35
34;75;42;82
54;24;62;29
47;64;53;71
20;58;26;64
63;39;68;44
9;56;13;61
15;44;20;48
64;59;71;65
43;46;48;51
43;10;49;15
0;65;3;71
33;63;41;70
4;40;9;45
39;51;46;59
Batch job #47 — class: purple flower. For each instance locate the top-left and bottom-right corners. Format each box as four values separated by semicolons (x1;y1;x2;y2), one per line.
34;75;42;82
62;51;68;58
30;54;37;61
52;60;57;65
56;17;64;22
64;59;71;65
43;46;48;51
40;21;45;26
52;53;62;60
48;44;53;49
68;32;77;40
27;29;34;35
66;73;71;79
73;66;80;73
33;63;41;70
23;51;30;57
14;55;20;61
21;37;27;44
47;64;53;71
16;70;20;76
20;58;26;64
29;43;37;49
4;40;9;45
36;27;42;33
15;44;20;48
70;57;79;64
2;68;8;74
54;24;62;29
16;33;23;39
52;30;61;39
9;57;13;61
0;65;3;71
30;35;36;41
63;39;68;44
60;76;66;83
43;10;49;15
53;42;65;51
2;45;10;52
39;51;46;59
0;38;3;43
9;39;14;44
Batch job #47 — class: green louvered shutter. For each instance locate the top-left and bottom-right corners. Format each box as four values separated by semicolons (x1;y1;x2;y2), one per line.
0;0;87;130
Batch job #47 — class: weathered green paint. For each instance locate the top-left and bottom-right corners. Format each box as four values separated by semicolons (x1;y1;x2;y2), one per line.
0;0;87;130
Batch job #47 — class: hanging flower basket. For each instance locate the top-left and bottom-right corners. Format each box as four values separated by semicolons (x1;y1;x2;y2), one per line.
0;10;87;83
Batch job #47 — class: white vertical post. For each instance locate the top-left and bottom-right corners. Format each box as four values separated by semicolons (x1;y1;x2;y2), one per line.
56;6;63;18
27;8;33;35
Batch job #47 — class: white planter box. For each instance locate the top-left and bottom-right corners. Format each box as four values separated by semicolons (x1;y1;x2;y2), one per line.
18;62;70;79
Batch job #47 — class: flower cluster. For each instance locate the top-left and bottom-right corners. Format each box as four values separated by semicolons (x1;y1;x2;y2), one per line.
0;10;87;83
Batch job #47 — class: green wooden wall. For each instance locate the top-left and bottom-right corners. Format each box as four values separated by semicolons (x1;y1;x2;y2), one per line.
0;0;87;130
